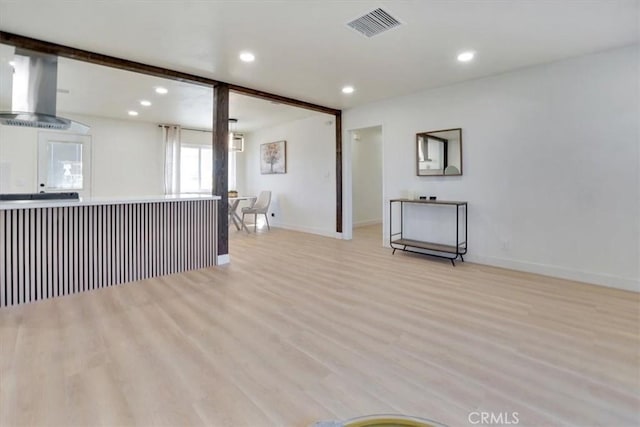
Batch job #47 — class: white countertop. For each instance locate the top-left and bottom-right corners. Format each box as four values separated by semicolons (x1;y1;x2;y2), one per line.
0;194;221;210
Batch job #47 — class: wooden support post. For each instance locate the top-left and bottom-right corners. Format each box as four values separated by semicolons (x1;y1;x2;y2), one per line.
335;112;343;234
213;83;229;257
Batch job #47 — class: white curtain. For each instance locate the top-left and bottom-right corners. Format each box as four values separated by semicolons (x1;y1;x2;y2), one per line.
162;125;181;194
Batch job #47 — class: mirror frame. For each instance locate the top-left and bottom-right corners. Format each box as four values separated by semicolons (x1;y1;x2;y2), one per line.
416;127;463;177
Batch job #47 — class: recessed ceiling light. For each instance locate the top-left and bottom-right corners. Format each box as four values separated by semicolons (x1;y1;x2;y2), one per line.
140;100;152;106
128;110;139;116
155;87;168;94
342;86;355;94
239;52;255;62
457;51;475;62
8;60;15;67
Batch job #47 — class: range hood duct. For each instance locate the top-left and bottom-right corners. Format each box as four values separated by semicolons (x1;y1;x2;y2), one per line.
0;48;89;133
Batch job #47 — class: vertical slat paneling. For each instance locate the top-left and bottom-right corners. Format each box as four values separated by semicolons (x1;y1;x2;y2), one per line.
169;202;174;273
54;207;61;297
178;201;184;273
63;207;69;296
28;209;35;302
7;211;12;302
73;207;79;295
17;210;24;304
143;203;149;279
69;207;73;295
185;201;190;271
0;200;218;307
37;208;43;300
110;205;115;284
45;208;52;300
0;211;5;308
81;206;86;294
129;204;134;281
160;202;166;277
94;205;100;290
87;206;92;292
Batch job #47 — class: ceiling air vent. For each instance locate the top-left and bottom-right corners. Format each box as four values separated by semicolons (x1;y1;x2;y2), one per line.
347;8;401;38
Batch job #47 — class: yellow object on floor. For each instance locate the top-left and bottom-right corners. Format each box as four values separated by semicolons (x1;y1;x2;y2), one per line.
313;414;446;427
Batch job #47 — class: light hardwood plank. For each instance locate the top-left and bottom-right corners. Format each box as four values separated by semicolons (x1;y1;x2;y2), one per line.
0;225;638;426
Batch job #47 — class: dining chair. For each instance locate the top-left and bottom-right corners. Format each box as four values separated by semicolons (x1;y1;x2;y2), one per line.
241;190;272;232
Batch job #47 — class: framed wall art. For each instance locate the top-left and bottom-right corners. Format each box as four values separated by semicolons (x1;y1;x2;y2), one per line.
260;140;287;174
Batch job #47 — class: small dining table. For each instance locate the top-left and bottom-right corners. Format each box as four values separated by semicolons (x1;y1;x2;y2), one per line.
228;196;257;233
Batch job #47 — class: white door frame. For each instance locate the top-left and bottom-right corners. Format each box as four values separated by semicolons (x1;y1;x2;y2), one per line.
342;123;385;242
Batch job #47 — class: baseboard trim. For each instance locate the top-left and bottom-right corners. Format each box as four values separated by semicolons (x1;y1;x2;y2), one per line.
217;254;230;265
380;239;638;292
465;254;639;293
354;219;382;228
271;223;339;239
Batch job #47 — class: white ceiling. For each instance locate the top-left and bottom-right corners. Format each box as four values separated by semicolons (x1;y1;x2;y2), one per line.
0;0;638;111
55;57;318;132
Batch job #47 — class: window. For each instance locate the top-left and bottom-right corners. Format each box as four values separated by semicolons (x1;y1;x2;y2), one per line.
180;145;212;193
46;141;84;189
38;132;92;196
179;144;237;193
228;150;237;191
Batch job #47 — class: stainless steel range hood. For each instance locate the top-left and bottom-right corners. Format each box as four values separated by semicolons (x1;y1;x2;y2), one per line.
0;48;89;133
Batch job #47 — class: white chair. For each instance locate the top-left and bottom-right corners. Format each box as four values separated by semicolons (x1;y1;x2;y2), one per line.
241;191;272;232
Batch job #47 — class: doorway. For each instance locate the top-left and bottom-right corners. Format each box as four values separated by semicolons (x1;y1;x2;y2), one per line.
349;125;383;239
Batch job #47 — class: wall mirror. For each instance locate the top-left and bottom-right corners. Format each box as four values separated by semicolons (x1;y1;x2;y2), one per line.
416;128;462;176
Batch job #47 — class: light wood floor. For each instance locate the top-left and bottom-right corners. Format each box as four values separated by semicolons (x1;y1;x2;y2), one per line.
0;225;638;427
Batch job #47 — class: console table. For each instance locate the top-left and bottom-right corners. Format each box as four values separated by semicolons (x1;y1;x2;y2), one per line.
389;199;467;265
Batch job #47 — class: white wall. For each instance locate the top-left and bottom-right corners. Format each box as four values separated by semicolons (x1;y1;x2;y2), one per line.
239;113;336;237
235;146;246;193
0;113;163;197
343;45;640;291
352;126;382;227
0;125;37;193
180;128;212;146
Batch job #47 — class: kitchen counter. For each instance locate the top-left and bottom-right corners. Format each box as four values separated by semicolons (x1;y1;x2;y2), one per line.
0;194;220;210
1;194;220;307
